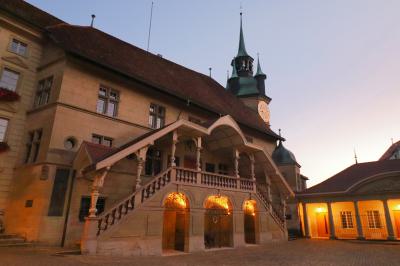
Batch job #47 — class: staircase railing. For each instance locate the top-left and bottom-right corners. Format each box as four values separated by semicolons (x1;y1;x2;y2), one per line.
256;186;286;232
96;168;172;236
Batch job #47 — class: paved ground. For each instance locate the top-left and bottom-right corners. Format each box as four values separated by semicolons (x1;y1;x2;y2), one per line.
1;239;400;266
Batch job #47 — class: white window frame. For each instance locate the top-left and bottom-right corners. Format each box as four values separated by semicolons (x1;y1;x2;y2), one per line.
367;210;382;229
0;118;9;142
340;211;354;229
0;67;20;92
9;38;28;56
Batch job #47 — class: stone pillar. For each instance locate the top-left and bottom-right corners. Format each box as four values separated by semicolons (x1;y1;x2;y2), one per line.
249;154;255;181
170;130;178;167
353;201;365;240
81;168;109;255
195;137;202;171
135;147;148;190
382;199;396;240
302;203;310;238
233;149;240;189
327;202;336;239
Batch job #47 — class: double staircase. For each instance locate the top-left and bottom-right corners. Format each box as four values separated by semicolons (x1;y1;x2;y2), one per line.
95;166;286;238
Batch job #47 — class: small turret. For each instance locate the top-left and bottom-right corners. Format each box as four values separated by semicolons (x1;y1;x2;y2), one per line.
254;55;266;95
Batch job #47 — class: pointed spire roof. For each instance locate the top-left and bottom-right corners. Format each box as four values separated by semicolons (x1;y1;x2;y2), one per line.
255;54;266;77
237;12;249;57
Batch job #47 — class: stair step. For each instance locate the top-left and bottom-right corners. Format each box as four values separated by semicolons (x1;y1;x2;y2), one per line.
0;234;21;239
0;238;25;244
0;242;31;247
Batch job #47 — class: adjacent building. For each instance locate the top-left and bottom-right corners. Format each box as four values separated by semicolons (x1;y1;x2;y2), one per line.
297;141;400;241
0;1;303;255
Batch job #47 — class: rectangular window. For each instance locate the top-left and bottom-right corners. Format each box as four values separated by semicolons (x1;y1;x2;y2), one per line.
48;169;70;216
367;210;382;229
34;76;53;107
0;68;20;91
218;164;229;175
78;196;106;222
96;86;119;117
10;39;27;56
340;211;354;229
205;163;215;173
149;103;165;129
91;134;113;147
145;148;162;176
25;129;42;163
0;118;9;142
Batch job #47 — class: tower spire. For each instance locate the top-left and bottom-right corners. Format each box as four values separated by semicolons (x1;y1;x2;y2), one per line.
237;12;249;57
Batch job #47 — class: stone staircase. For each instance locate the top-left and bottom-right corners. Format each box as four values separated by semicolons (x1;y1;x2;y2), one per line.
0;233;29;247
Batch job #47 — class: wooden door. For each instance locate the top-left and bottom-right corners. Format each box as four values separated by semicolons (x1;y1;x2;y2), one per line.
394;211;400;238
244;214;256;244
316;212;329;237
174;212;186;251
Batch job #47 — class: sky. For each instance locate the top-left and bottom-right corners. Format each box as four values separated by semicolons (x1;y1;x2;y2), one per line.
27;0;400;186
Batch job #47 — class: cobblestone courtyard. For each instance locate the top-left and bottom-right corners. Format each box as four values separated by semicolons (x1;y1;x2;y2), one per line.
1;239;400;266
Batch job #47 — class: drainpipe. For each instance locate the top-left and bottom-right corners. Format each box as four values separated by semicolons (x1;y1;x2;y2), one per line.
61;170;76;247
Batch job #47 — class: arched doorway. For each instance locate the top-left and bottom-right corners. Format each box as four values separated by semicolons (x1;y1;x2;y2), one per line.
244;200;257;244
162;192;189;252
204;195;233;249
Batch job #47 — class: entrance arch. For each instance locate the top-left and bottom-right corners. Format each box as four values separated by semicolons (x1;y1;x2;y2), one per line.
243;200;257;244
162;192;189;252
204;195;233;248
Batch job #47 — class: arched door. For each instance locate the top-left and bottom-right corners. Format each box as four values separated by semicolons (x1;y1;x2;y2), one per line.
162;192;189;252
244;200;256;244
204;195;233;249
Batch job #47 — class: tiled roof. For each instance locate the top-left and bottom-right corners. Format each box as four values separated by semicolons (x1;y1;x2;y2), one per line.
45;24;281;140
0;0;64;29
379;140;400;160
82;141;115;163
299;159;400;195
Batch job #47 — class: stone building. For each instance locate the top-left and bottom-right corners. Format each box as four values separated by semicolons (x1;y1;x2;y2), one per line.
0;1;303;255
297;141;400;241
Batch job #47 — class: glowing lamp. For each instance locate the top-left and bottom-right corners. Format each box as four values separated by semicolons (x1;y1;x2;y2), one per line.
394;204;400;211
315;207;326;213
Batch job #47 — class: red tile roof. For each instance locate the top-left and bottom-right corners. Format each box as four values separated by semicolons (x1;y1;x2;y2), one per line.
82;141;115;163
0;0;64;29
379;140;400;161
45;24;281;140
299;159;400;195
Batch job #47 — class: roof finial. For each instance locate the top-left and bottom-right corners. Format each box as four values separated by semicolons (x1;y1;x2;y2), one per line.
354;148;358;164
237;8;249;57
227;70;229;80
391;138;394;145
255;52;266;77
278;128;281;137
90;14;96;27
209;67;212;77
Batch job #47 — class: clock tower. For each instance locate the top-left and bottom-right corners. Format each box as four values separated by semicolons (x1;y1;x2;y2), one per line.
226;13;271;125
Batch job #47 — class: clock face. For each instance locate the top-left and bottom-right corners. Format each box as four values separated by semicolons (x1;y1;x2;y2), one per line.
258;101;270;123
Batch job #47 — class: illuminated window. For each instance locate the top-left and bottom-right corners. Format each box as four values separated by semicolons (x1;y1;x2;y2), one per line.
149;103;165;129
0;68;20;91
340;211;354;229
10;39;27;56
34;76;53;107
367;210;382;229
97;86;119;117
164;192;188;209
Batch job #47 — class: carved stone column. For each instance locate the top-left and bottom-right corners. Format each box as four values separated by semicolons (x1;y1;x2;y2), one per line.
170;130;178;167
135;147;148;190
327;202;336;239
81;167;109;255
382;199;396;240
249;154;255;181
233;149;240;178
195;136;202;171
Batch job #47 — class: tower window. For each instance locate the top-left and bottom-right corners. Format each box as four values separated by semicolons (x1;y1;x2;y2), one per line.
91;134;113;147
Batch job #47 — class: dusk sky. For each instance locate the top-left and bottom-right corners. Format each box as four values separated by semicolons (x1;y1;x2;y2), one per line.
27;0;400;186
